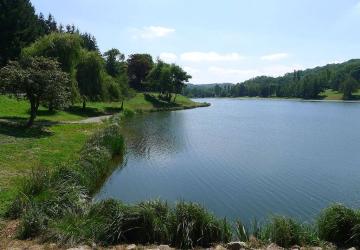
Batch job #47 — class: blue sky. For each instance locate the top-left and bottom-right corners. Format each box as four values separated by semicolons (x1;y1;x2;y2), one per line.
31;0;360;84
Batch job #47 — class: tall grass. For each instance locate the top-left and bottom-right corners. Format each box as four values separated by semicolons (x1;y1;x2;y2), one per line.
317;204;360;247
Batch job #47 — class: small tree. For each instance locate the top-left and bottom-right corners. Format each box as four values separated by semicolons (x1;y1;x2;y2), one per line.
0;57;71;127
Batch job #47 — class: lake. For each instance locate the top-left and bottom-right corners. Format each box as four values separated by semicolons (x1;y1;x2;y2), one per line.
96;98;360;223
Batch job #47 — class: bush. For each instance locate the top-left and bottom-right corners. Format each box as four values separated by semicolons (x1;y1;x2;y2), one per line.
17;203;48;239
260;216;316;248
170;201;231;249
317;204;360;246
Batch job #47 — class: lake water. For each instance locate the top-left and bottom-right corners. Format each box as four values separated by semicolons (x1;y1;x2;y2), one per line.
96;98;360;223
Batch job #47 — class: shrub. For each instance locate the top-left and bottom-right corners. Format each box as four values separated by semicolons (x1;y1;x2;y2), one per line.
260;216;316;248
169;201;232;249
317;204;360;246
17;203;48;239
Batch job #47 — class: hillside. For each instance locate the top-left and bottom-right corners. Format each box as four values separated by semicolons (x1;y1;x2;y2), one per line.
184;59;360;100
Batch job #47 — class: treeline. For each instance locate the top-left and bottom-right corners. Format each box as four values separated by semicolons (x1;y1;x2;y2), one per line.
184;60;360;100
0;0;191;126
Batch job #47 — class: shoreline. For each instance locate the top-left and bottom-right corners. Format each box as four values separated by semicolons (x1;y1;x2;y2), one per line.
192;96;360;103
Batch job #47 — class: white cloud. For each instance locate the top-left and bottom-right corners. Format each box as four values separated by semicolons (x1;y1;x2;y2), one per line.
198;64;304;84
261;53;289;61
180;52;244;62
159;52;177;63
132;26;175;39
183;66;200;74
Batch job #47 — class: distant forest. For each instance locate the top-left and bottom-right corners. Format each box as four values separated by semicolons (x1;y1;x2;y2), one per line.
184;59;360;100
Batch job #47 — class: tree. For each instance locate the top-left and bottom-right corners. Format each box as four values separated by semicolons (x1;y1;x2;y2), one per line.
0;57;71;126
341;77;358;100
0;0;40;66
103;49;125;77
127;54;153;90
76;51;105;109
81;32;99;52
171;64;191;101
23;33;83;103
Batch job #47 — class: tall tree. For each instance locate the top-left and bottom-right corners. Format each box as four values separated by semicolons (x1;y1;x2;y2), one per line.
127;54;153;90
0;0;40;66
76;51;105;109
341;77;358;100
0;57;71;126
171;64;191;101
81;32;99;51
103;48;125;77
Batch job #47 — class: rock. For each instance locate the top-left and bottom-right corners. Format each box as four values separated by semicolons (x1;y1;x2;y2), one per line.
67;246;92;250
347;248;357;250
213;245;227;250
159;245;173;250
226;241;247;250
126;244;137;250
291;245;301;250
266;243;284;250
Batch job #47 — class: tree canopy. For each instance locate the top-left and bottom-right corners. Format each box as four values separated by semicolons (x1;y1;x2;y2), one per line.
0;56;71;126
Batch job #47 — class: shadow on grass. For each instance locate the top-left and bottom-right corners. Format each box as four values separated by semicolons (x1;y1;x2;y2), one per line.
0;120;54;138
144;93;180;108
64;106;105;117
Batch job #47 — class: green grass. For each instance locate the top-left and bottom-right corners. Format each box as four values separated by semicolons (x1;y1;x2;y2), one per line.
0;93;207;123
320;89;360;100
0;122;102;216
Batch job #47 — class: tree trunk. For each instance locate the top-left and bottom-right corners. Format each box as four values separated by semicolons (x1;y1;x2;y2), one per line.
173;93;177;102
48;101;54;112
120;101;124;111
82;100;86;110
27;99;37;127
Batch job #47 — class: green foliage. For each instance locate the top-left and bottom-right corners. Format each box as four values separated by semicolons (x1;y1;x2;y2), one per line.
317;204;360;246
260;216;317;248
127;53;154;90
76;50;106;105
170;201;232;248
0;0;41;65
0;56;71;126
22;33;82;74
17;202;48;239
184;59;360;100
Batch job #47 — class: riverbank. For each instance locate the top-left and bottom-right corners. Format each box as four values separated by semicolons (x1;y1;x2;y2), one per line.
2;95;360;249
0;93;208;215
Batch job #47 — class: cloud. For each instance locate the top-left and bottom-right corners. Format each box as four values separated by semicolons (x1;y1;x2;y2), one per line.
201;64;304;83
159;52;177;63
132;26;175;39
261;53;289;61
180;52;244;62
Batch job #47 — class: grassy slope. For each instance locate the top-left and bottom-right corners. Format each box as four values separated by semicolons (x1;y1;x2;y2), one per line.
320;89;360;100
0;93;206;215
0;123;102;215
0;93;205;122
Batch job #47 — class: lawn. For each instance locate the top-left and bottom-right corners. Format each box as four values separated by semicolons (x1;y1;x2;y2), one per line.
0;122;102;216
320;89;360;100
0;93;205;123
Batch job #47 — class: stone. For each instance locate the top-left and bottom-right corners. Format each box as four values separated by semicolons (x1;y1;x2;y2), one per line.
266;243;284;250
347;248;357;250
159;245;173;250
214;245;227;250
126;244;137;250
67;246;92;250
291;245;301;250
226;241;247;250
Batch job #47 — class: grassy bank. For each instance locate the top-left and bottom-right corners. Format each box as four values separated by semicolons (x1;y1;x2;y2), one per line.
320;89;360;100
0;93;208;123
0;93;207;216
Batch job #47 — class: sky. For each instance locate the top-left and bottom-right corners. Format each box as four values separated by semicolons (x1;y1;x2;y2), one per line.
31;0;360;84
